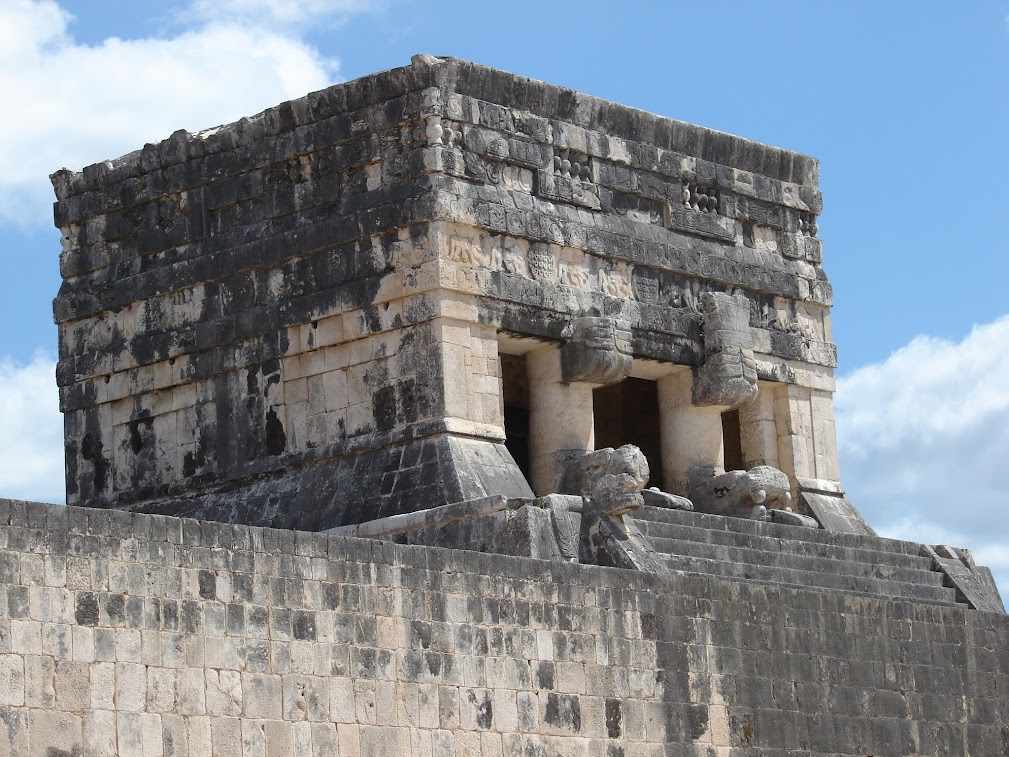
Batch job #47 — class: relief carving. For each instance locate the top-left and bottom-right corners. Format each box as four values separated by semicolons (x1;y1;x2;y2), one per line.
527;243;558;283
693;291;758;408
599;264;633;300
501;243;528;277
560;316;633;386
632;269;659;305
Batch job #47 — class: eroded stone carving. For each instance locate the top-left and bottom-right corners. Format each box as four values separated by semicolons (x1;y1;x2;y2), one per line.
691;465;792;520
682;182;719;213
560;316;632;386
694;291;758;408
641;488;694;511
577;444;649;516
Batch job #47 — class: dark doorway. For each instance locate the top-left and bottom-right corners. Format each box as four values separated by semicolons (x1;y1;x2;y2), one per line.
593;378;664;491
721;409;744;472
500;353;531;483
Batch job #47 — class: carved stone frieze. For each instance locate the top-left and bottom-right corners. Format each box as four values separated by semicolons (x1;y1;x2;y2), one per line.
560;316;632;386
693;291;758;408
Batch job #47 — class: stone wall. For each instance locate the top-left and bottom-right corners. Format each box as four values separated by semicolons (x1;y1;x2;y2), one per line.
3;497;1007;756
52;56;851;530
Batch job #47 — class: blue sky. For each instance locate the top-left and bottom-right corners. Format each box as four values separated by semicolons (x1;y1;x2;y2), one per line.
1;1;1007;593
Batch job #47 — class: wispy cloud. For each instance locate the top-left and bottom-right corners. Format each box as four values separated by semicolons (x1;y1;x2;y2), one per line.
188;0;384;28
836;314;1009;598
0;0;353;228
0;352;64;504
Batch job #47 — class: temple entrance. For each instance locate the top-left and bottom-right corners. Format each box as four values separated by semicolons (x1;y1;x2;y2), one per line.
721;409;744;471
500;353;531;482
593;378;664;491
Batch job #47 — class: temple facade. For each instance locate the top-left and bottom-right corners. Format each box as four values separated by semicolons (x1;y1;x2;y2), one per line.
53;55;863;533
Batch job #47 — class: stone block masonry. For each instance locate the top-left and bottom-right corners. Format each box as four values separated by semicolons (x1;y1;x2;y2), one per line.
52;55;855;531
1;497;1007;756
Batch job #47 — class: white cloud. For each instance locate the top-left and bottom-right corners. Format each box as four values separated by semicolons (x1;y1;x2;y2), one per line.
0;0;346;228
836;314;1009;600
188;0;381;27
0;352;64;504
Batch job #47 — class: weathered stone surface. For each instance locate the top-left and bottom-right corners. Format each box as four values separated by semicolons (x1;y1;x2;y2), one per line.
769;508;819;528
52;56;852;530
0;497;1005;757
693;291;758;409
559;317;632;386
640;487;693;511
691;465;792;520
800;491;877;535
576;444;648;516
924;545;1006;613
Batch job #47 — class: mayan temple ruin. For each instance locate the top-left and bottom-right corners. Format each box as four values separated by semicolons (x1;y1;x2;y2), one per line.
0;55;1003;754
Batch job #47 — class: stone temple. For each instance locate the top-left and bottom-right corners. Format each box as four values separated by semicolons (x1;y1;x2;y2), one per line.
4;55;1004;754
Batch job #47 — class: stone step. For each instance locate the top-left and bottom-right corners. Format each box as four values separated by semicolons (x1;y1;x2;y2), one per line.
631;505;927;558
646;533;946;587
634;517;933;572
658;552;960;606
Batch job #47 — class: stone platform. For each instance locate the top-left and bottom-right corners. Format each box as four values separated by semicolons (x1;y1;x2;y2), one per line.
1;497;1008;756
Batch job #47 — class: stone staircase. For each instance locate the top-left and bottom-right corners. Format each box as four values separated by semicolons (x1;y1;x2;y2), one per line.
628;505;963;607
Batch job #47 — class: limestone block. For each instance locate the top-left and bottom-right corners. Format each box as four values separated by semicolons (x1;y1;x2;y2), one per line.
658;369;724;496
210;716;242;757
693;292;757;409
83;709;117;757
527;346;595;495
29;709;82;757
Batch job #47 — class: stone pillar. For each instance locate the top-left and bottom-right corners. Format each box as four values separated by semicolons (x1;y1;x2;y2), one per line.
774;383;817;503
810;388;840;482
436;317;504;434
657;369;726;497
527;345;596;495
738;380;781;470
525;316;633;495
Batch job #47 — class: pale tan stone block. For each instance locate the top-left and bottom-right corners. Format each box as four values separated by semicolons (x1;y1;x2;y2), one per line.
145;667;176;713
90;661;115;710
205;669;243;716
527;345;595;495
11;620;42;656
283;673;330;722
24;654;55;707
0;655;23;706
117;711;145;757
353;678;377;724
83;709;117;757
311;722;338;756
555;661;586;694
431;729;455;756
658;369;726;495
117;628;143;662
140;712;164;757
210;716;243;757
337;723;361;757
292;721;313;753
491;688;518;733
243;672;282;719
186;715;213;757
322;369;349;412
410;726;433;757
263;720;293;756
176;668;207;715
417;683;439;729
811;388;840;481
375;679;397;725
29;710;82;757
240;718;266;757
316;314;345;347
162;713;189;757
360;725;411;757
115;661;148;712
